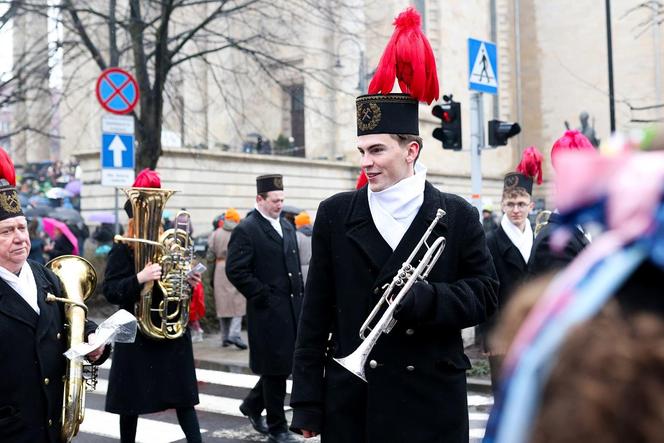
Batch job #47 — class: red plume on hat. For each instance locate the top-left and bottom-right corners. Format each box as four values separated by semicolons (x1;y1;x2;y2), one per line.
551;130;595;171
516;146;544;185
368;7;439;104
0;147;16;186
132;168;161;188
356;170;368;189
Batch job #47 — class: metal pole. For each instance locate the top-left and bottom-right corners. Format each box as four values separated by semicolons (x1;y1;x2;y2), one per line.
514;0;523;150
470;92;484;217
114;188;120;234
605;0;616;132
490;0;499;119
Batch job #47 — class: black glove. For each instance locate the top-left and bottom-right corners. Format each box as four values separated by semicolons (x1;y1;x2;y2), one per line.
393;281;437;325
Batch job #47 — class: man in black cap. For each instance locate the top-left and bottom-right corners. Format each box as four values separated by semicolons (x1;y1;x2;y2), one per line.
482;147;542;392
0;148;107;442
226;174;303;443
289;8;497;443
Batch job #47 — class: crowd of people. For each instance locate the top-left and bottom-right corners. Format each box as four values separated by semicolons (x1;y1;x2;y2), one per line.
2;6;664;443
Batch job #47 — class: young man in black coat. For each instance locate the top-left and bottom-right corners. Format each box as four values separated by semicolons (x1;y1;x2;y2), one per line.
483;148;542;392
0;154;107;443
289;8;498;443
226;174;304;443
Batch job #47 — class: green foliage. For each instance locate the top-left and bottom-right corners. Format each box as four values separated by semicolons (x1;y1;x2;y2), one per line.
273;134;291;154
467;359;490;378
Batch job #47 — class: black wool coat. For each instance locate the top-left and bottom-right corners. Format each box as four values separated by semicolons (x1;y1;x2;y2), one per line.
480;225;530;344
290;182;498;443
103;243;199;415
226;209;304;375
0;261;105;443
528;213;590;277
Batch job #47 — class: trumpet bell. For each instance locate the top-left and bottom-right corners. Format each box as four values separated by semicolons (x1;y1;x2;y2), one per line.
333;351;367;382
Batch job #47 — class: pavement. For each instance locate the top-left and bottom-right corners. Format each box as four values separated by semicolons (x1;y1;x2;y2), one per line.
191;329;492;394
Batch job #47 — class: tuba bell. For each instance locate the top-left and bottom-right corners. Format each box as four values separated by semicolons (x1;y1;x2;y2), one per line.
45;255;98;443
114;187;194;340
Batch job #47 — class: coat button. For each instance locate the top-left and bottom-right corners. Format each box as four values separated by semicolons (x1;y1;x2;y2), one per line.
56;333;61;339
406;365;415;372
292;249;296;254
288;272;292;277
373;287;380;295
290;294;294;298
44;378;50;385
369;360;378;369
48;419;53;426
406;328;415;336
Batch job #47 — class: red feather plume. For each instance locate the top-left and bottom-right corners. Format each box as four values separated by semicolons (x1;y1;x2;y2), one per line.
132;168;161;188
0;147;16;186
356;170;368;189
368;7;439;104
550;130;595;170
516;146;544;185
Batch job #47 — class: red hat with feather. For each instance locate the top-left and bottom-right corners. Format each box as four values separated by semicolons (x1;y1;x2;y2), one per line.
124;168;161;217
503;146;544;195
0;148;24;221
356;7;438;136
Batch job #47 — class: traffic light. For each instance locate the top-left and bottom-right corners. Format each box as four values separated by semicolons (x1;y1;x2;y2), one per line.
488;120;521;146
432;96;462;151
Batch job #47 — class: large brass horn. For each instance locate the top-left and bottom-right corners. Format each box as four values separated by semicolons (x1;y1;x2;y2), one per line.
45;255;98;443
114;187;193;340
334;209;447;382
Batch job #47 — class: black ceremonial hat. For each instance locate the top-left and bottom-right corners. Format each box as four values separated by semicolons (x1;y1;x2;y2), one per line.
503;172;534;195
356;94;419;136
0;148;23;222
256;174;283;194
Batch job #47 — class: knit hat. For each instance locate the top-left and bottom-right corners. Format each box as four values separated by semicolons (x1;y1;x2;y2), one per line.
295;211;311;228
225;207;241;224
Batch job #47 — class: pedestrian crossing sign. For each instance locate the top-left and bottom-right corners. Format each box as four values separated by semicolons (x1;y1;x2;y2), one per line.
468;38;498;94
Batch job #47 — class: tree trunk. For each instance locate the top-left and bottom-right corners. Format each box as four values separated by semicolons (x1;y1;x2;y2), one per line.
136;92;163;171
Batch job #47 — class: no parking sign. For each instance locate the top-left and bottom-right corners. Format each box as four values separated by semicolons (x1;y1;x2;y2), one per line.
95;67;140;115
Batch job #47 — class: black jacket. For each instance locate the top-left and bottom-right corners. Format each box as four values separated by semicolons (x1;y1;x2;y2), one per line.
290;183;498;443
0;261;106;443
528;213;590;276
226;209;304;375
102;243;199;415
481;225;530;347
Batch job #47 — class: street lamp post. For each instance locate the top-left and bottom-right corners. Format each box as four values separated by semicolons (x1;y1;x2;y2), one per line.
605;0;616;132
335;38;368;93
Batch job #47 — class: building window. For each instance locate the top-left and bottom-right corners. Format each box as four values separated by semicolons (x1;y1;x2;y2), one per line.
288;84;305;157
413;0;426;33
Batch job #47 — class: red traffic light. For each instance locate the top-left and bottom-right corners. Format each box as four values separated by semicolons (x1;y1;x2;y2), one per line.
442;111;453;123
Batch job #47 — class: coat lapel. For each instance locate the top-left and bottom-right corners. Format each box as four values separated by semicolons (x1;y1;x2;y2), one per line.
373;182;448;287
0;277;39;330
32;263;60;340
345;187;393;273
281;218;294;256
253;210;283;245
496;226;527;270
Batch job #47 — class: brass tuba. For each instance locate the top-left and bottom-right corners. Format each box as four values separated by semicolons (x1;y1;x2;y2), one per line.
45;255;98;443
114;187;193;340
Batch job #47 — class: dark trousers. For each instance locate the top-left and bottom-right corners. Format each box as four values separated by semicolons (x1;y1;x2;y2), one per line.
488;354;504;396
241;374;289;433
120;407;201;443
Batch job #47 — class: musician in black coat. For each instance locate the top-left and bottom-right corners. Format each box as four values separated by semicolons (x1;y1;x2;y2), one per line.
483;165;540;392
0;170;107;443
226;174;304;443
102;169;202;443
290;14;498;439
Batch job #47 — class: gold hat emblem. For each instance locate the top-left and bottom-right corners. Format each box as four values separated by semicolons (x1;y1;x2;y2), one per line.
357;102;382;132
504;174;519;189
274;176;283;189
0;189;21;214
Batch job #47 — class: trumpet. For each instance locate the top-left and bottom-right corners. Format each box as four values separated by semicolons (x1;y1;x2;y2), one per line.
334;209;447;382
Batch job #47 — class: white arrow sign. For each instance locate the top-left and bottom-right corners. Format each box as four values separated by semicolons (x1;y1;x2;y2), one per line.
108;135;127;167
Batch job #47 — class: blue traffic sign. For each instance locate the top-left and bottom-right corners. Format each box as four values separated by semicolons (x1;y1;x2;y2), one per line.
468;38;498;94
102;133;134;169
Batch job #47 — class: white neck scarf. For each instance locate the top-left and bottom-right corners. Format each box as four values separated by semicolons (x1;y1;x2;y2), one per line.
368;163;426;250
501;213;533;263
256;205;283;237
0;262;39;313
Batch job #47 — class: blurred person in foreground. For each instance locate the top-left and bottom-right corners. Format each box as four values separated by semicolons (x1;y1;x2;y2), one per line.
208;208;247;349
0;148;107;442
485;129;664;443
226;175;303;443
290;9;498;443
103;169;202;443
482;147;543;392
